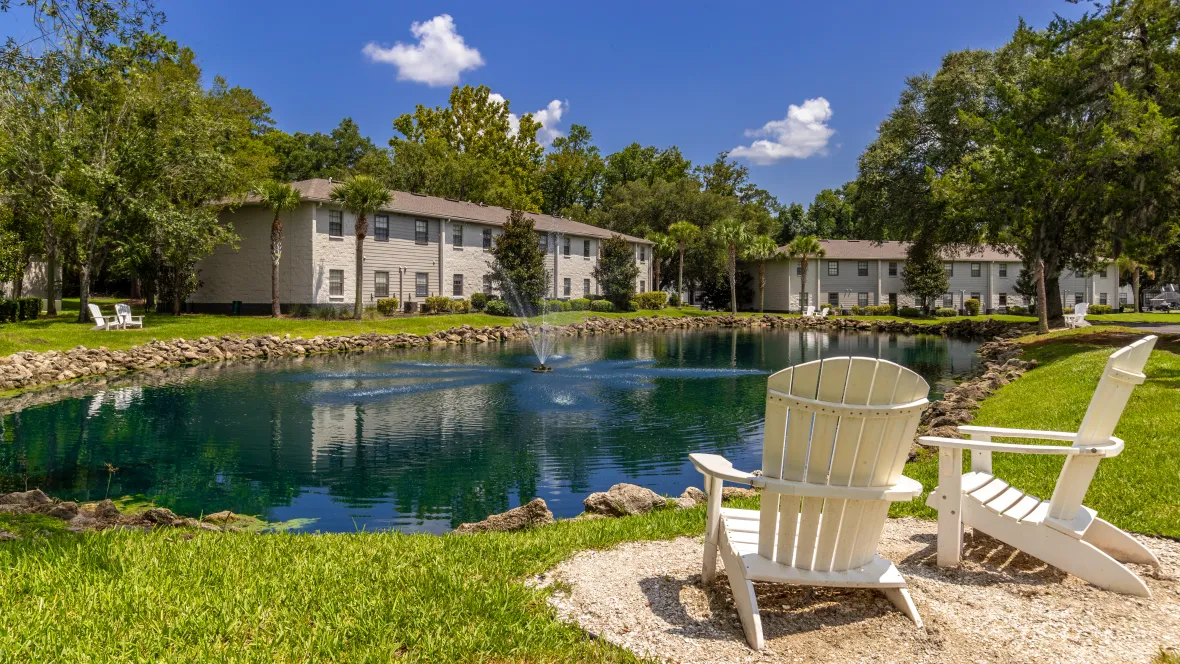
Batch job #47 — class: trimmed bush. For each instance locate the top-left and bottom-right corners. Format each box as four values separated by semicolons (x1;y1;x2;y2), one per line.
590;299;615;312
964;298;981;316
17;297;40;321
485;299;512;316
451;299;471;314
934;307;957;317
668;292;681;307
470;292;489;311
546;299;564;313
1089;304;1113;314
898;306;922;318
0;300;17;323
628;300;639;312
1006;305;1027;315
633;291;667;310
849;305;862;316
570;298;590;311
376;298;399;315
862;304;891;316
422;296;453;314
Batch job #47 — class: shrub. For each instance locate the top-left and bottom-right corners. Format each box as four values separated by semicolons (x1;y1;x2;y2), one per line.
1006;305;1027;315
668;292;681;307
362;305;381;320
964;298;981;316
1121;305;1137;313
485;299;512;316
628;300;639;312
634;291;667;310
590;299;615;312
862;304;892;316
1089;304;1113;314
17;297;40;320
546;299;564;313
0;300;16;323
423;296;453;314
470;292;489;311
376;298;399;315
311;305;343;320
451;299;471;314
849;305;862;316
570;298;591;311
288;303;307;318
1063;307;1074;315
934;307;957;317
897;306;922;318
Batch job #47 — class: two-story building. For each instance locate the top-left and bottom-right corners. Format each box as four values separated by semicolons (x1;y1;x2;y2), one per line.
190;179;652;313
747;240;1119;313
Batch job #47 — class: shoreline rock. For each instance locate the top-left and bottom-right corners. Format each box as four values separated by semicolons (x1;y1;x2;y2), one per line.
584;483;668;517
455;498;555;534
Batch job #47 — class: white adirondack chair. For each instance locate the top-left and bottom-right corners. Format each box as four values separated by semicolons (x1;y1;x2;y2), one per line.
920;335;1159;597
1064;302;1090;329
115;303;143;329
802;305;816;318
817;307;831;319
88;304;122;331
690;357;930;650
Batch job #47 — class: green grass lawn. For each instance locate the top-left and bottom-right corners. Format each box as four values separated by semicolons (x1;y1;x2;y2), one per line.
895;335;1180;536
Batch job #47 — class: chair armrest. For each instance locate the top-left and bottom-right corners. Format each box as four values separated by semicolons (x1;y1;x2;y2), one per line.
919;435;1122;457
688;453;754;485
956;425;1077;442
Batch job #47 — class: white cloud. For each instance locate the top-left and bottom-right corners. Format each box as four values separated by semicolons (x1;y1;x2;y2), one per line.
730;97;835;165
362;14;484;87
489;93;569;146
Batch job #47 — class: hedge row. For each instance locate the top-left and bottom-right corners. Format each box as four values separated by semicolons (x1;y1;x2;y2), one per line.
0;297;41;323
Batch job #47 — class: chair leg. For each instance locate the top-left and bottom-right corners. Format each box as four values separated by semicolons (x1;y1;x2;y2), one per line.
702;540;718;584
882;588;923;628
718;527;764;650
1083;517;1161;568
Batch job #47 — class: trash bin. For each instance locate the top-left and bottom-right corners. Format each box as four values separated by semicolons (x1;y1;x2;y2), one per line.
232;300;242;316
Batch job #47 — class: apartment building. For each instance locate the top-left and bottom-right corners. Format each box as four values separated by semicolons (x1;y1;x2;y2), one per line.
746;240;1118;313
190;179;652;313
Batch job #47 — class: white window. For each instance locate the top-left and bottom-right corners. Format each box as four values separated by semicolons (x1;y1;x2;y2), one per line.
640;280;646;292
563;236;570;256
827;261;839;276
970;263;981;277
482;275;492;294
583;279;590;297
563;278;571;296
796;264;802;276
482;228;493;249
329;270;343;296
888;262;897;276
415;220;428;245
1075;293;1084;304
1099;292;1108;305
328;210;343;237
1074;269;1086;278
538;233;548;253
415;272;428;297
970;292;980;302
583;239;591;258
453;274;463;296
374;215;389;241
999;293;1008;306
944;262;954;277
452;223;463;248
639;246;646;261
827;292;839;306
999;263;1008;278
374;271;389;298
857;292;868;307
943;293;953;307
857;261;868;277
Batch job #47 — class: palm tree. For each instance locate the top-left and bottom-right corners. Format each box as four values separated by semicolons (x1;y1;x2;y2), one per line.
785;235;825;313
709;217;751;315
645;231;677;295
1116;255;1154;312
257;181;303;318
743;234;780;314
329;176;393;319
668;221;700;304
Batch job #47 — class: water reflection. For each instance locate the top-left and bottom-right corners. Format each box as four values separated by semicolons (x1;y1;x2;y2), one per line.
0;329;978;533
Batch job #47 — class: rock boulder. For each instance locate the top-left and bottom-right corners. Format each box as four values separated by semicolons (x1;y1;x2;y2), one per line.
455;498;555;534
583;483;667;516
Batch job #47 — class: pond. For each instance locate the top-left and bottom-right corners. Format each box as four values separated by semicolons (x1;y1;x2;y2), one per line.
0;329;980;533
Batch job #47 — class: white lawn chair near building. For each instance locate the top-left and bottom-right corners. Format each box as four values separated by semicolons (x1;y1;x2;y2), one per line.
87;304;122;331
817;306;831;319
920;335;1159;597
1064;302;1090;329
801;305;816;318
690;356;930;650
115;303;143;329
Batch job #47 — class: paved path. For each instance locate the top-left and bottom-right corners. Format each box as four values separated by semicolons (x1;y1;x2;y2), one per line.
1094;321;1180;335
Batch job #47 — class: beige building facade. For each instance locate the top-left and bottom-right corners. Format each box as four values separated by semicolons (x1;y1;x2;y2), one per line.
745;240;1119;313
191;179;653;313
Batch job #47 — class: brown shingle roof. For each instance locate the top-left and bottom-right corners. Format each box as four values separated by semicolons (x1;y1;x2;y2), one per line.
237;179;651;245
775;239;1019;261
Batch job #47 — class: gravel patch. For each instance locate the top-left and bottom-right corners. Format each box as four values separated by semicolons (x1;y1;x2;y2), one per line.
534;518;1179;663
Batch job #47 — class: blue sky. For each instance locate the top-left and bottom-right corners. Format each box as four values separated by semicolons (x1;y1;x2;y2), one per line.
7;1;1091;206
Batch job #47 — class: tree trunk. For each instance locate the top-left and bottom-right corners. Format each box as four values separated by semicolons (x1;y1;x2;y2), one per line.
1035;259;1049;334
130;277;141;300
77;261;91;324
1046;272;1064;328
678;246;685;305
800;259;808;312
651;257;660;293
1132;267;1140;312
44;222;57;317
172;287;181;316
271;212;283;318
354;213;367;319
728;245;737;315
759;261;766;314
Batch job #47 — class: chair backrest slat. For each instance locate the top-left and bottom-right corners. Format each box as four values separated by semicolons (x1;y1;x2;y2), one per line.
758;356;929;572
1047;335;1156;520
88;304;106;326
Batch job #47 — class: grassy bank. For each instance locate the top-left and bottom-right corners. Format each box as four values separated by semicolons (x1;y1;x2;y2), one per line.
895;332;1180;536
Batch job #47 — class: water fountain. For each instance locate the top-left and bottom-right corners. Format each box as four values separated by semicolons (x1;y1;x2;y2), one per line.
494;269;558;373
